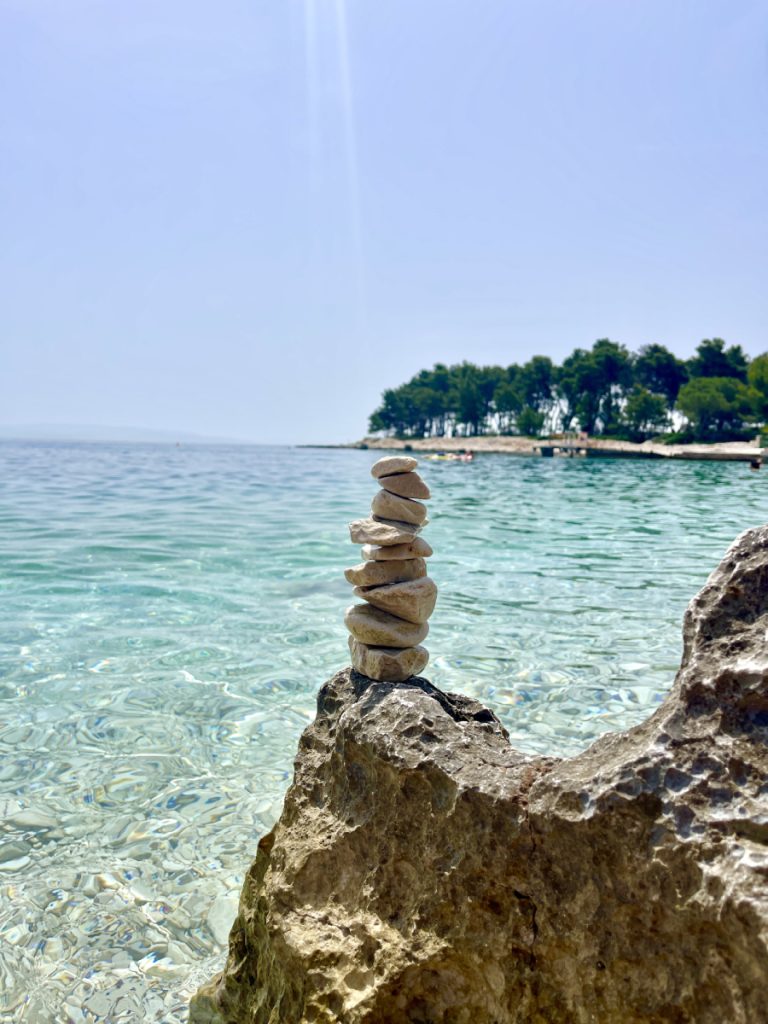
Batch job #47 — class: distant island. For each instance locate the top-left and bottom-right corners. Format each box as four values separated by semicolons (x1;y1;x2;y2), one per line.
367;339;768;445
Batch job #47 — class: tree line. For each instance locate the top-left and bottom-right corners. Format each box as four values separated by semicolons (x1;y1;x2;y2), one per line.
368;339;768;443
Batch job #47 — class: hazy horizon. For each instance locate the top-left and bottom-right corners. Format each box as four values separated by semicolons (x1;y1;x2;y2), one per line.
0;422;256;445
2;1;766;444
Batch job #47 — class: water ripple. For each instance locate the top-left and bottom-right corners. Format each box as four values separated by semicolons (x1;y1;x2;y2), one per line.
0;441;766;1020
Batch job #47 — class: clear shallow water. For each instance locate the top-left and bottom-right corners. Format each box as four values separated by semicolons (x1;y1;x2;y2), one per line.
0;441;766;1022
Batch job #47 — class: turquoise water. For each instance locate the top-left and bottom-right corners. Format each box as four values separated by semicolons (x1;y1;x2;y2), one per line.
1;441;766;1022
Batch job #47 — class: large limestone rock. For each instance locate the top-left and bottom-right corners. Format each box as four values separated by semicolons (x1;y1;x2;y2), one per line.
191;525;768;1024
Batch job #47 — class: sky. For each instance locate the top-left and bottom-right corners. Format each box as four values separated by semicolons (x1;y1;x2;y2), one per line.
1;0;766;444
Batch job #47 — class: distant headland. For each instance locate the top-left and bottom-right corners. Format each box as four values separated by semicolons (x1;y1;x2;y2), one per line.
305;338;767;463
362;339;768;448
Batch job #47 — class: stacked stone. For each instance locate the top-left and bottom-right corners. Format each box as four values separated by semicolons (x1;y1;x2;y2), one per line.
345;455;437;682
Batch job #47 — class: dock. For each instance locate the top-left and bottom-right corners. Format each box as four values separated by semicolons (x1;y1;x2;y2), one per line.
535;442;763;462
535;443;660;460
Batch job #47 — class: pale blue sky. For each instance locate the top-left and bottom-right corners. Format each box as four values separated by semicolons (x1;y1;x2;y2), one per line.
1;0;766;443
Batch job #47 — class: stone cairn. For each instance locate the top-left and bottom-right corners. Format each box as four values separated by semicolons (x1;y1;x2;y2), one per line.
344;455;437;681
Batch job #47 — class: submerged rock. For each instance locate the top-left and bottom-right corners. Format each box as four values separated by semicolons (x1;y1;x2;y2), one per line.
191;525;768;1024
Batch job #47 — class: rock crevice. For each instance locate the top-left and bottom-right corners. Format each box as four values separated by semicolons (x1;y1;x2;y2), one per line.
191;525;768;1024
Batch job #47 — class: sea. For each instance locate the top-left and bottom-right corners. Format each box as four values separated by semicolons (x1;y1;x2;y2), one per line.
1;441;765;1022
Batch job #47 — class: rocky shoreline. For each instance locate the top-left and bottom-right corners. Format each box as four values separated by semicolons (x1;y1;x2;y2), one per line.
306;435;765;463
190;525;768;1023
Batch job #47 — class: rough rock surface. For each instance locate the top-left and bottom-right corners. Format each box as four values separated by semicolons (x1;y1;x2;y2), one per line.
191;525;768;1024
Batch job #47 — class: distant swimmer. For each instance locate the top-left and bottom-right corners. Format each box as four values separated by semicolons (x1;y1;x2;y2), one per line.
749;457;761;471
426;449;474;463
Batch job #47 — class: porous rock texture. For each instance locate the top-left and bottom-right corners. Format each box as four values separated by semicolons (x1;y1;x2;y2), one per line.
190;525;768;1024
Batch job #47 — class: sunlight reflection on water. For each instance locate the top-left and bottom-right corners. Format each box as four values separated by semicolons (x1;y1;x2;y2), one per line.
0;441;765;1021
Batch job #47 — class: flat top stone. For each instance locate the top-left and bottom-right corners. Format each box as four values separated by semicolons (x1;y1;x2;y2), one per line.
371;455;418;479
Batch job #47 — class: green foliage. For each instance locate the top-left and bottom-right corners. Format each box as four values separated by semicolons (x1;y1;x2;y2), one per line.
676;377;757;440
634;344;688;405
367;339;765;442
517;406;545;437
623;386;669;441
557;340;633;434
520;356;556;411
688;339;749;382
493;379;524;434
747;353;768;421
